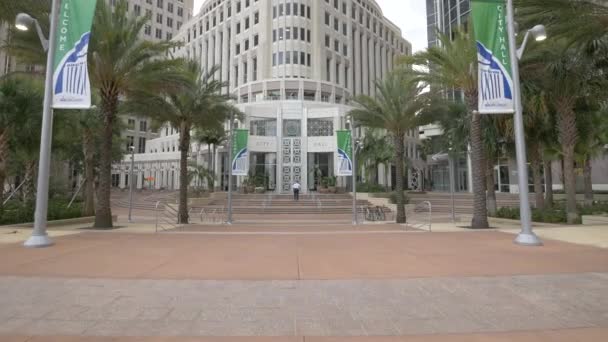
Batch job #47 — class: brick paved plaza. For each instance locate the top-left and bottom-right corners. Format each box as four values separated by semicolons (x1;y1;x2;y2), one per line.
0;222;608;341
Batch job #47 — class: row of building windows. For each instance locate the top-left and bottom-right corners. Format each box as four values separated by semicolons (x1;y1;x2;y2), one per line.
272;51;312;67
272;2;312;19
272;27;312;43
201;0;258;16
235;34;259;55
325;35;348;56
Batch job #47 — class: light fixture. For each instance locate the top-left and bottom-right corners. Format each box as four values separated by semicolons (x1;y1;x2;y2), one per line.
15;13;33;31
530;24;547;41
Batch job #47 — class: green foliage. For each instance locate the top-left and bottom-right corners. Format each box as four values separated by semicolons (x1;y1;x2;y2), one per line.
357;183;386;193
0;200;84;225
579;202;608;216
493;206;579;224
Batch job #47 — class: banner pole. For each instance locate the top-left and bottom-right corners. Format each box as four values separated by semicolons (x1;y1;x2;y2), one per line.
24;0;60;248
507;0;541;246
227;112;234;224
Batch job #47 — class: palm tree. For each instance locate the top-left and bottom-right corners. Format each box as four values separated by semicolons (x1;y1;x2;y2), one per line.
0;76;43;206
575;107;608;207
358;129;393;186
88;0;188;228
194;126;226;191
404;28;490;229
127;62;236;224
349;69;428;223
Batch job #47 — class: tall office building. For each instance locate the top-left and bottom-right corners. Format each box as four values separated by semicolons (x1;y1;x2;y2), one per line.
112;0;420;193
426;0;470;47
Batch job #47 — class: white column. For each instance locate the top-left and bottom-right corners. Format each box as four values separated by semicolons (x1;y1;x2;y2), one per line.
354;29;361;95
362;34;369;95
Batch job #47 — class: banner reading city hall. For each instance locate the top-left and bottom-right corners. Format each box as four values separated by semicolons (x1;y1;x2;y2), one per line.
53;0;97;109
232;129;249;176
336;130;353;176
471;0;515;114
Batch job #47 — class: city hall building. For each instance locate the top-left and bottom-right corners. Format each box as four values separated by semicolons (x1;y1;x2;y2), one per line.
113;0;418;193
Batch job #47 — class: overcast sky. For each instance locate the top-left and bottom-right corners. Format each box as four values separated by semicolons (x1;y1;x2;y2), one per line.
192;0;428;52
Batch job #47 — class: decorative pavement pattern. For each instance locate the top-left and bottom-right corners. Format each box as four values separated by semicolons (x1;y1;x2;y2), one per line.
0;228;607;340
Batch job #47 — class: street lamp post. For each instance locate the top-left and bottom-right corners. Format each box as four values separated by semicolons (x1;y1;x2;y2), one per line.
226;113;235;224
347;119;358;225
128;146;135;223
448;151;456;223
506;0;544;246
19;1;59;248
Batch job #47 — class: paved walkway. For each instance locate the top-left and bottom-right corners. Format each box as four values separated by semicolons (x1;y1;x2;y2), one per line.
1;221;608;340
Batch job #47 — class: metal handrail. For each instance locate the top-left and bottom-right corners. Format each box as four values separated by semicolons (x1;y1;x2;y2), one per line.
405;201;432;232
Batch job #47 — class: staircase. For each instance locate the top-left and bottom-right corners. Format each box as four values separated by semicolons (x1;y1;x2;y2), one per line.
406;192;534;214
204;193;372;215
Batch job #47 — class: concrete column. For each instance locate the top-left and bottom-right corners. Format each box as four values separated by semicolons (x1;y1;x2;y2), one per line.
215;29;222;72
368;37;374;96
375;41;382;81
354;29;361;96
381;45;388;78
330;55;337;84
221;28;229;92
206;37;213;72
362;34;369;96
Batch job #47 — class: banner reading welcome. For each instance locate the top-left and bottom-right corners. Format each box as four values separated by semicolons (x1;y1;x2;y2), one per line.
336;130;353;176
471;0;515;114
232;129;249;176
53;0;97;109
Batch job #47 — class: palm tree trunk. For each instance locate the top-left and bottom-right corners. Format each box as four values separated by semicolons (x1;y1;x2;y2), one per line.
543;157;554;207
530;147;545;210
22;160;37;206
178;122;190;224
82;128;95;217
485;158;497;216
0;130;8;209
469;109;490;228
393;132;406;223
211;145;217;192
94;98;117;228
583;156;593;207
557;105;579;224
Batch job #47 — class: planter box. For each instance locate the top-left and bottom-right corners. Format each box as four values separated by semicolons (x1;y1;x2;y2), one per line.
582;215;608;225
3;215;118;228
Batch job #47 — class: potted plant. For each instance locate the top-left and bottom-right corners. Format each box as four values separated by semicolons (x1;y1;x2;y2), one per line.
328;176;337;193
319;177;329;194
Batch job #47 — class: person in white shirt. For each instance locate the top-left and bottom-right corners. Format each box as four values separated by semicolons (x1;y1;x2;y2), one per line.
292;181;301;201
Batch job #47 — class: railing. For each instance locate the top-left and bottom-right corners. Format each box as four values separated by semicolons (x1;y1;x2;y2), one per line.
405;201;432;232
155;201;180;232
199;206;226;224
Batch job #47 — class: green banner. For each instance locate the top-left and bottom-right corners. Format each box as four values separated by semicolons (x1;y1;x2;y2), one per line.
336;130;353;176
471;0;515;114
52;0;97;109
232;129;249;176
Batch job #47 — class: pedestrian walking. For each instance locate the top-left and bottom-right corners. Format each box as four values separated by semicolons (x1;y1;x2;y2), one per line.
292;181;301;201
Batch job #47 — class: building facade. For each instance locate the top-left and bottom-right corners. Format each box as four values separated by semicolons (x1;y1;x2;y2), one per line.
113;0;419;193
113;0;196;155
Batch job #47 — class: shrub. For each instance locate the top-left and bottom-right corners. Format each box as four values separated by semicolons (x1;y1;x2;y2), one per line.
357;182;386;193
493;206;570;224
0;200;84;225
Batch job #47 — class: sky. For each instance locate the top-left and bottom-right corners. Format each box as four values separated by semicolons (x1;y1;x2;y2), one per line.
192;0;428;52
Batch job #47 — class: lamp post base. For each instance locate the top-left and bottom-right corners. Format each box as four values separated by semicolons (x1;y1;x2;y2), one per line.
514;232;543;246
24;234;54;248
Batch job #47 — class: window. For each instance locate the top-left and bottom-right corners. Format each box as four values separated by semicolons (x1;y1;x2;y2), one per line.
128;119;135;130
245;17;250;30
177;7;183;17
138;137;146;153
139;120;147;132
236;22;241;34
254;34;259;46
254;12;259;24
133;4;141;15
156;13;163;24
325;12;330;26
325;35;330;47
155;28;162;39
157;0;163;9
167;3;173;13
144;25;151;35
167;17;173;28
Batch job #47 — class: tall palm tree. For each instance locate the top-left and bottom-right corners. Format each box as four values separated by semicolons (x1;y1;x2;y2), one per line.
88;0;188;228
128;62;236;224
404;28;490;229
349;69;428;223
